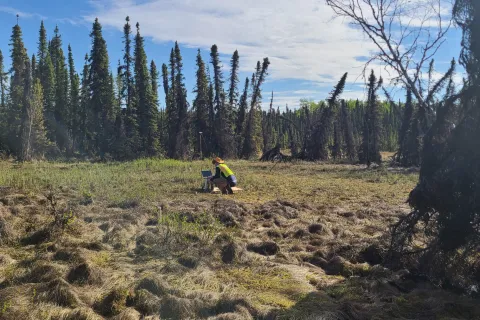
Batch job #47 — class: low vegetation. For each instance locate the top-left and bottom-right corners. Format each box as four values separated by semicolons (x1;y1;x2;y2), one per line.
0;158;478;319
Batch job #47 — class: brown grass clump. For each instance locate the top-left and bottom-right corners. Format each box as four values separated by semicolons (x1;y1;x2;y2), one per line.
177;255;199;269
246;241;280;256
55;307;103;320
0;217;16;245
136;275;171;296
111;307;142;320
37;278;82;307
67;262;104;286
21;227;51;245
22;261;63;283
159;294;204;319
94;286;133;317
132;289;161;315
221;242;244;264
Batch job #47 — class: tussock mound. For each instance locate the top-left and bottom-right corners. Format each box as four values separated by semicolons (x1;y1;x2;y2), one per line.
214;294;257;318
56;308;103;320
23;262;63;283
213;200;250;225
67;262;104;286
0;217;16;245
134;230;158;255
246;241;280;256
256;201;301;219
177;255;199;269
103;223;136;250
137;276;171;296
159;294;204;319
358;243;384;265
53;248;82;262
133;289;161;315
94;286;133;317
111;308;142;320
37;278;82;307
21;227;51;245
308;223;332;236
221;242;245;264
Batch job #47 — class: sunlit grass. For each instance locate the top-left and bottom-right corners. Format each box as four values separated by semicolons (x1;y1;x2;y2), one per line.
0;159;418;208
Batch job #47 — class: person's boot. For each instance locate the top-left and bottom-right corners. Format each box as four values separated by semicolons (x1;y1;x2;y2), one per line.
226;185;234;194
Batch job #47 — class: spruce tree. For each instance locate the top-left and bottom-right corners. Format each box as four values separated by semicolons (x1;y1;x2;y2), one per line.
341;100;355;161
331;103;343;159
0;50;6;153
0;50;6;112
121;17;139;158
68;44;80;153
173;42;189;159
36;21;48;82
242;58;270;158
150;60;159;110
359;70;382;166
211;44;236;157
166;49;177;157
79;54;89;153
21;60;49;161
235;77;249;149
228;50;240;125
193;50;211;158
397;89;414;165
8;22;28;156
134;23;158;156
51;26;70;151
88;18;115;157
31;54;37;80
160;63;169;150
20;59;33;161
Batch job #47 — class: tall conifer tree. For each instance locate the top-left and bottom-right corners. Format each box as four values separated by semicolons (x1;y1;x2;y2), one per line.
193;50;211;157
8;21;28;156
173;42;189;159
88;18;115;156
68;44;80;153
134;23;158;156
51;26;70;151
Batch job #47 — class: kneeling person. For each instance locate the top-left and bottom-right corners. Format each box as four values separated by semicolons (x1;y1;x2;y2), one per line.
210;157;237;194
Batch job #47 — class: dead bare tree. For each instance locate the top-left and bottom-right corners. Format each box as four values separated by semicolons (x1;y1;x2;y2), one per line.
325;0;452;109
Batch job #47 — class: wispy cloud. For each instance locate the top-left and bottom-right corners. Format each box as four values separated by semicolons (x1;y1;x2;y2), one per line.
56;17;90;28
85;0;384;86
0;6;46;20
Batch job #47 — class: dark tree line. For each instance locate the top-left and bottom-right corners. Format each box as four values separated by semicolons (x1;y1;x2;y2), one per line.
0;17;271;160
0;17;434;164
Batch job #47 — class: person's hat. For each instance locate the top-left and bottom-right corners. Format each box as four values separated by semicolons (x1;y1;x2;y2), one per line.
212;157;224;164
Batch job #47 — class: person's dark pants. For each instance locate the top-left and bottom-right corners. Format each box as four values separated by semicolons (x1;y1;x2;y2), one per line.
211;176;236;194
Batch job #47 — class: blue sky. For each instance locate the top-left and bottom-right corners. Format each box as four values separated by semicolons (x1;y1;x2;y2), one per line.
0;0;463;110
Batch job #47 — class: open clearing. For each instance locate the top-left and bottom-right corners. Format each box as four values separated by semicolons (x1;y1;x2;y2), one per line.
0;158;478;319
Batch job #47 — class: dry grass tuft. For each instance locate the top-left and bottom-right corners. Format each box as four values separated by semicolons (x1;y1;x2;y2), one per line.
111;307;142;320
0;217;16;245
246;241;280;256
158;294;204;319
37;278;82;307
67;262;104;286
132;289;161;315
22;261;63;283
136;275;171;297
94;286;133;317
55;307;103;320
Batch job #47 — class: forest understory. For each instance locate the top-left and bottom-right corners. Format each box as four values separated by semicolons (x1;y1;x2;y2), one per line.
0;157;478;320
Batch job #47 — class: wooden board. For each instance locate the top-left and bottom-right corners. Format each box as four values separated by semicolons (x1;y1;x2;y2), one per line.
211;187;243;194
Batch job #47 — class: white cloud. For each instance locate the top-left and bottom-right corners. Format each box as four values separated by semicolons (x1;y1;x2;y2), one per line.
0;6;46;20
85;0;382;86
